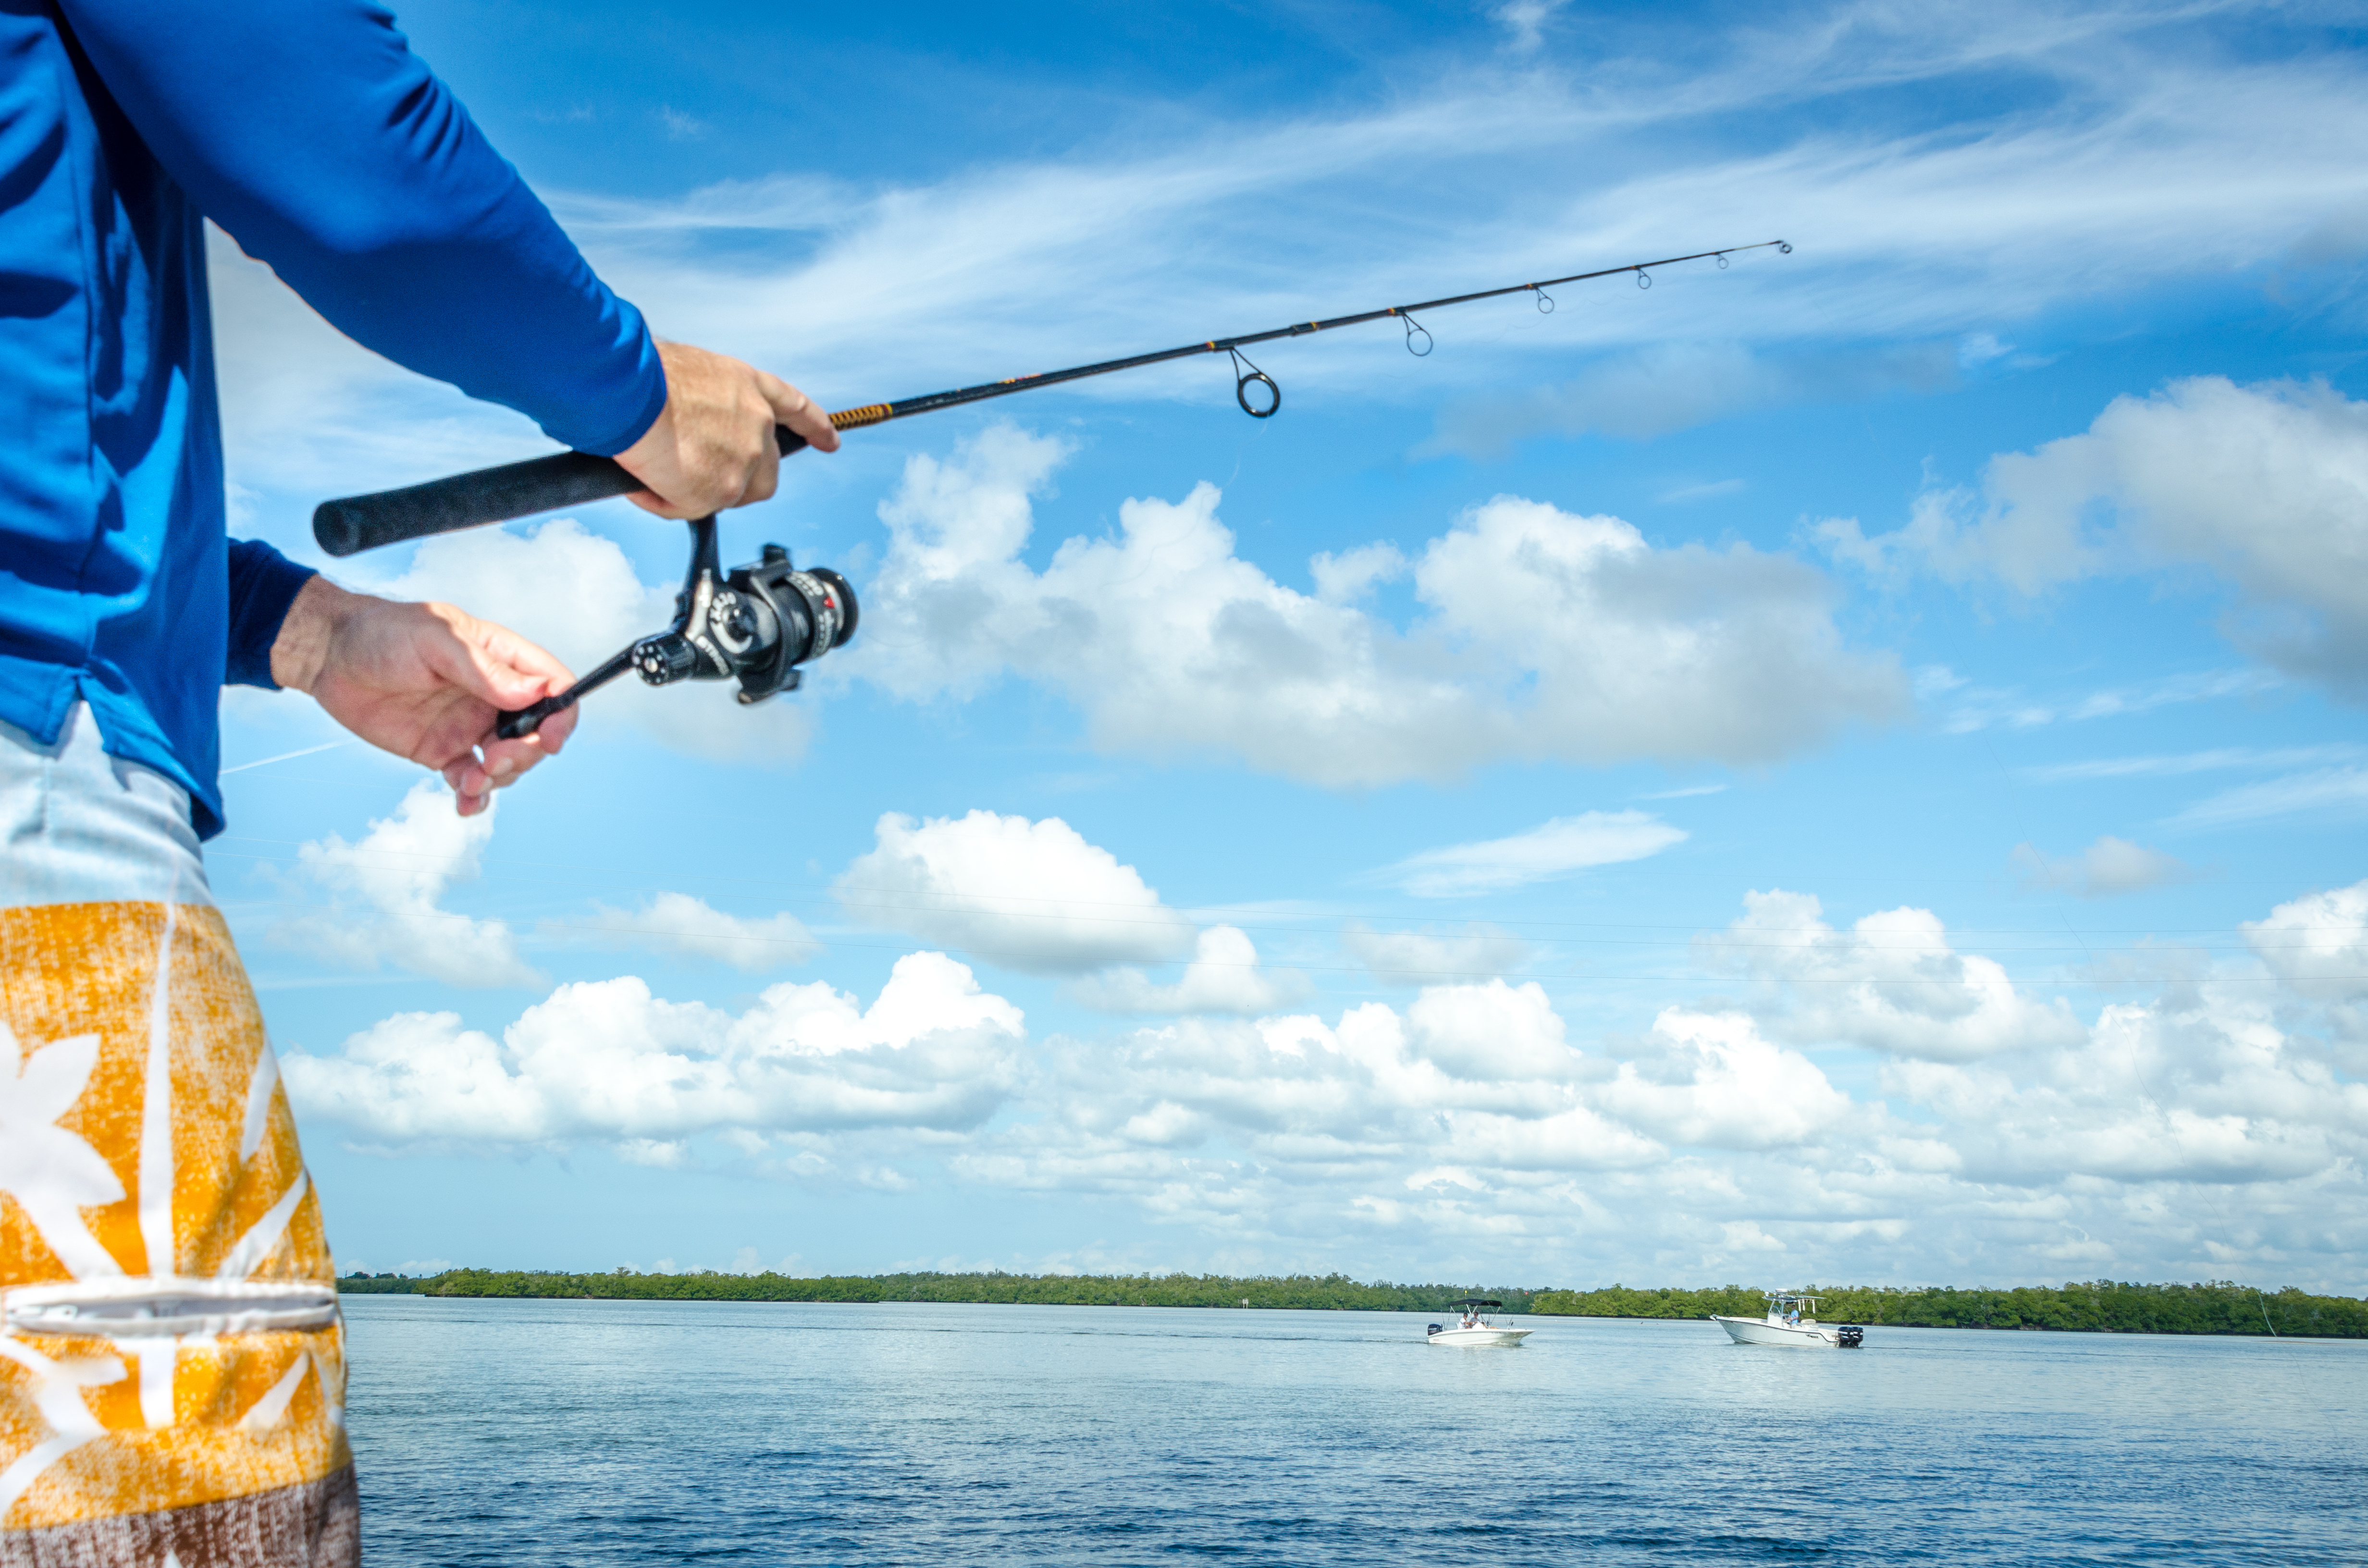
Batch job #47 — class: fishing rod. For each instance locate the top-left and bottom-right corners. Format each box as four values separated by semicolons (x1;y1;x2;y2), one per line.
312;237;1791;738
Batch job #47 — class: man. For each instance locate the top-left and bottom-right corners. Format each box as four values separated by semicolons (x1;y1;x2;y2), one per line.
0;3;836;1561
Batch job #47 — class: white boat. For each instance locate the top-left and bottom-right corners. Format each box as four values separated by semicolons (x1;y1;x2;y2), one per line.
1426;1297;1531;1347
1710;1292;1864;1348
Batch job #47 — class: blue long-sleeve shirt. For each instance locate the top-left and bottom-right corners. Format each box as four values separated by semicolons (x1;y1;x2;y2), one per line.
0;0;667;837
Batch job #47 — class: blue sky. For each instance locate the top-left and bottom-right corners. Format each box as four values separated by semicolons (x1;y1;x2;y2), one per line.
209;0;2368;1289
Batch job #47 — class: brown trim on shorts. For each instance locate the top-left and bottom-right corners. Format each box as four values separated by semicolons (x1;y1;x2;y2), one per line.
0;1467;358;1568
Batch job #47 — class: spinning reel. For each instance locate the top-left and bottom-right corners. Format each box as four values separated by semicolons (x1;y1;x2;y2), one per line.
491;515;855;739
313;438;858;739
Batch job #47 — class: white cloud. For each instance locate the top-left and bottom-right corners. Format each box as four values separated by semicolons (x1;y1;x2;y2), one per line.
1887;987;2361;1188
2243;880;2368;1002
976;941;2368;1285
1071;926;1308;1016
1376;810;1687;896
1022;979;1659;1181
1491;0;1565;53
1406;978;1583;1083
1342;922;1530;986
566;892;818;971
273;779;538;988
1308;543;1406;604
1700;889;2085;1062
1823;379;2368;698
284;951;1025;1148
2011;836;2193;897
300;875;2368;1288
849;428;1904;783
1596;1009;1852;1151
835;808;1196;974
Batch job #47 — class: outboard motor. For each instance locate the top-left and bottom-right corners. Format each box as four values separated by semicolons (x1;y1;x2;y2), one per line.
1426;1323;1443;1337
1837;1325;1865;1348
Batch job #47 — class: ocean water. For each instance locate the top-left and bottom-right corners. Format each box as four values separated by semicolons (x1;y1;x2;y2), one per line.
343;1296;2366;1566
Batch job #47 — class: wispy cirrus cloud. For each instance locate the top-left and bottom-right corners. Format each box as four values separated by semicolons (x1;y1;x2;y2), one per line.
2167;765;2368;829
1374;811;1687;897
2020;743;2365;784
1924;666;2278;735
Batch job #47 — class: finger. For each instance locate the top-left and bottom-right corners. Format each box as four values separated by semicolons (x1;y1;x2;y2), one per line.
468;643;583;782
443;755;491;815
533;698;580;754
763;373;839;453
478;713;566;784
422;608;574;715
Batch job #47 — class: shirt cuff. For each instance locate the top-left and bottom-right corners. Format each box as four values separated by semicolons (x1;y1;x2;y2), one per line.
225;539;320;688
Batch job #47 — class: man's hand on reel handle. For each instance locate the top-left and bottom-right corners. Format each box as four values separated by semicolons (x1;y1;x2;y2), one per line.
271;578;580;818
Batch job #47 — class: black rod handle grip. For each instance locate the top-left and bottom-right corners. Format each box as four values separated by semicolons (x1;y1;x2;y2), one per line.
314;452;635;557
312;424;814;557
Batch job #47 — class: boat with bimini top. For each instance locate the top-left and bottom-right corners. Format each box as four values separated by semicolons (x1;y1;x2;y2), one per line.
1709;1292;1865;1348
1426;1297;1532;1347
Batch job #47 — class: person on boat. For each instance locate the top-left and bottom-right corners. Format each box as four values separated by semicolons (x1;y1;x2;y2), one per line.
0;3;835;1562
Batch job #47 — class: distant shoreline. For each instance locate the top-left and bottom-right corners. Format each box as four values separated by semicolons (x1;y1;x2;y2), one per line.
336;1270;2367;1338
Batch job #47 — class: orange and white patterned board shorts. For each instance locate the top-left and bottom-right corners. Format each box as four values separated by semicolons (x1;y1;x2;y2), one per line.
1;710;355;1566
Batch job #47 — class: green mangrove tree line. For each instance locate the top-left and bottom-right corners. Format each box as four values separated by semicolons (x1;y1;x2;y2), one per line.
336;1270;2365;1335
339;1269;1535;1313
